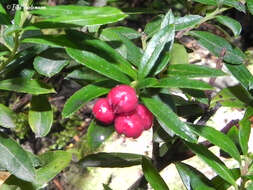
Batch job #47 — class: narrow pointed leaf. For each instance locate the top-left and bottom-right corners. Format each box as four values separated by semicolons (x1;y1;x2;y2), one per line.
138;24;175;79
35;151;72;185
29;6;127;28
0;133;35;182
216;16;242;36
170;43;189;65
62;82;111;118
142;97;197;143
0;78;55;95
185;142;237;186
66;48;131;84
239;107;253;155
247;0;253;15
168;64;227;78
28;95;53;137
0;3;10;25
191;125;241;163
176;162;215;190
79;152;143;168
189;31;245;64
33;56;69;77
0;104;16;128
142;156;169;190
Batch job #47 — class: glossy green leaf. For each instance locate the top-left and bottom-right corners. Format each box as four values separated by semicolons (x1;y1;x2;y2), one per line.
137;78;158;89
29;6;127;28
0;3;10;25
65;67;106;82
211;85;253;108
189;31;245;64
87;121;114;150
79;152;143;168
0;175;37;190
100;27;143;67
0;104;16;128
142;156;169;190
153;77;213;90
153;52;171;76
0;78;55;95
168;64;226;78
192;0;245;12
176;162;215;190
66;48;131;84
105;26;141;39
62;82;110;118
66;30;137;80
170;43;189;65
175;15;203;31
138;24;175;79
247;0;253;15
35;151;72;185
33;56;69;77
216;16;242;37
225;63;253;91
142;97;197;143
28;95;53;137
103;184;113;190
191;125;241;163
22;35;77;48
0;133;35;182
185;142;237;186
239;107;253;155
210;168;240;190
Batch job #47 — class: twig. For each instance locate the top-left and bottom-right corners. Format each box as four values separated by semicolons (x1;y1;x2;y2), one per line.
53;179;64;190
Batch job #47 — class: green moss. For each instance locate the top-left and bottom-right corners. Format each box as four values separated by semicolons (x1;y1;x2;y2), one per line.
14;113;30;140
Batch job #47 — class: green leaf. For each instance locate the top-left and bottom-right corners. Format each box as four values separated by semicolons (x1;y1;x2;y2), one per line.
100;27;143;67
191;125;241;163
62;82;110;118
0;175;37;190
103;184;113;190
0;104;16;128
0;133;35;182
22;35;77;48
211;85;253;108
87;121;114;150
170;43;189;65
239;107;253;155
79;152;143;168
185;142;237;186
216;16;242;37
142;156;169;190
153;77;213;90
176;162;215;190
35;151;72;185
0;78;55;95
28;6;127;28
192;0;246;12
33;56;69;77
0;3;10;25
225;63;253;91
65;67;106;82
210;168;240;190
66;48;131;84
137;78;158;89
175;15;203;31
105;26;141;39
142;97;197;143
168;64;227;78
138;24;175;79
66;30;137;80
28;95;53;137
247;0;253;15
189;31;245;64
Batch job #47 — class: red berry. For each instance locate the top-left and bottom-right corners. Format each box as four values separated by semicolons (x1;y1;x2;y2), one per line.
136;104;153;130
107;85;138;114
114;112;144;138
92;98;115;124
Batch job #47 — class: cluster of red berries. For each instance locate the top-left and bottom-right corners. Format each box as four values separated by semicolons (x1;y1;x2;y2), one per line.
92;85;153;138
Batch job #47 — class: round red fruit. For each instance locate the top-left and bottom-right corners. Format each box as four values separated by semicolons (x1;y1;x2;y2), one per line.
107;85;138;114
136;104;153;130
92;98;115;124
114;112;144;138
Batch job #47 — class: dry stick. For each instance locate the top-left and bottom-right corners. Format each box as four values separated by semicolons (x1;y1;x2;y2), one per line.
53;179;64;190
128;103;236;190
